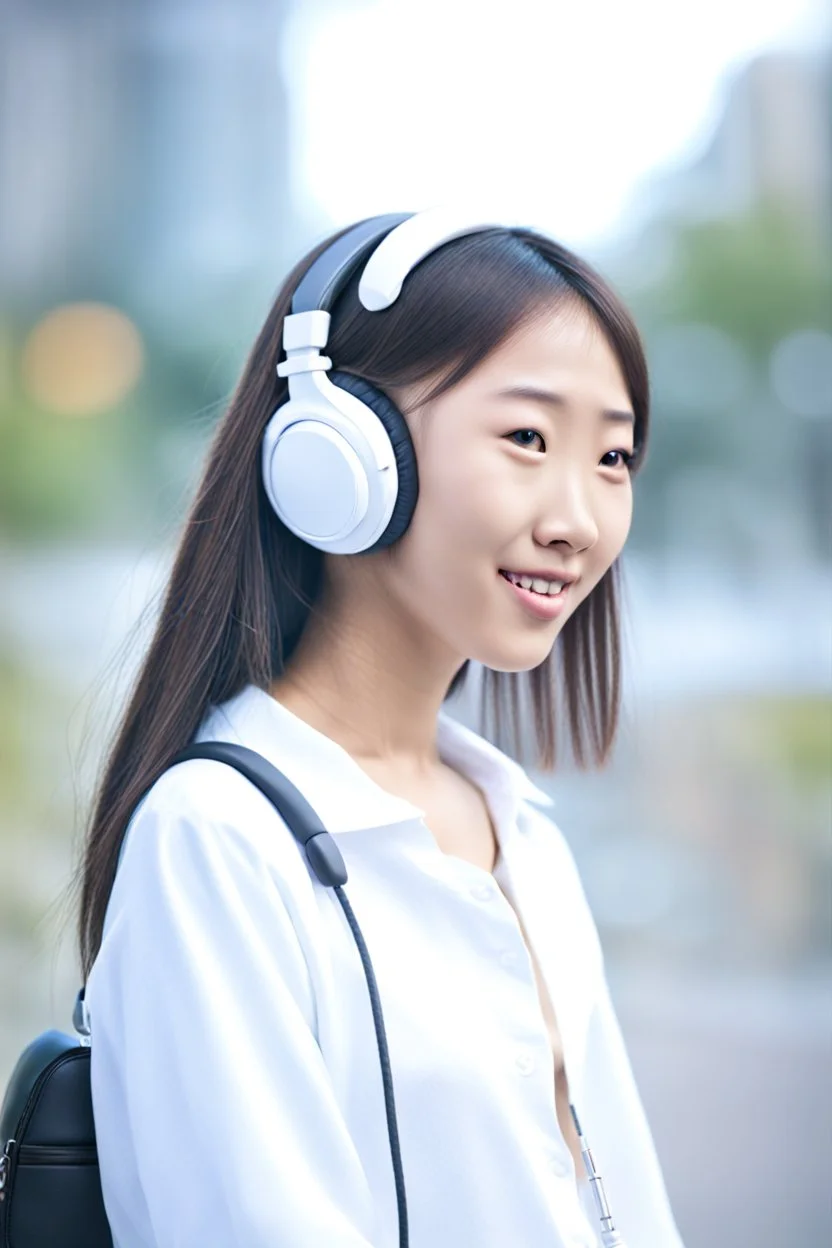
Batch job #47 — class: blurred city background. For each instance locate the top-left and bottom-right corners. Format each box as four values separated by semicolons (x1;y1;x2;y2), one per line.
1;1;830;1245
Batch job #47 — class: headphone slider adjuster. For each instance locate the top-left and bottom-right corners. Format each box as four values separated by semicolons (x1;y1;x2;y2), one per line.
277;351;332;378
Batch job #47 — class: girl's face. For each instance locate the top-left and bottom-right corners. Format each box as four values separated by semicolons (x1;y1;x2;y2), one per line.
332;301;636;676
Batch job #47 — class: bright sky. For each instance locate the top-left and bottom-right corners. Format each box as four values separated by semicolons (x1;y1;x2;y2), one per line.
287;0;828;247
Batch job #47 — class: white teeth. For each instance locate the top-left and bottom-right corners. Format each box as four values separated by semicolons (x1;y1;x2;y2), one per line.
504;571;566;596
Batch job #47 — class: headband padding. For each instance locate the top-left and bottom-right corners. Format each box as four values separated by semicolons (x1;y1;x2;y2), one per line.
329;371;419;551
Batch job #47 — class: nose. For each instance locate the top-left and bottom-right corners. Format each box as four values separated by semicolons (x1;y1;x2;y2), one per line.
533;472;599;554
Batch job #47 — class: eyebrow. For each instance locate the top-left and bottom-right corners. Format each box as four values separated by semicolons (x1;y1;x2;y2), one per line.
494;384;635;427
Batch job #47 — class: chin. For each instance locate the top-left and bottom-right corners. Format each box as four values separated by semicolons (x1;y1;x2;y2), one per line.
475;636;559;675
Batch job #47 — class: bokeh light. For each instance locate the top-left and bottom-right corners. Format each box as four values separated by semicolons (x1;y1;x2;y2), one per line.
21;302;144;417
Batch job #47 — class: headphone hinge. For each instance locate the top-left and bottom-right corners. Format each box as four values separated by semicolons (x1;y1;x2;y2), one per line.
282;309;331;351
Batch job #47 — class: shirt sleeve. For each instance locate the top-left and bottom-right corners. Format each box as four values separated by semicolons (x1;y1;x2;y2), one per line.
86;767;379;1247
580;971;687;1248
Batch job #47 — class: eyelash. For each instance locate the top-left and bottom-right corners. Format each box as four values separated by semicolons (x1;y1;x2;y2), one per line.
507;429;634;469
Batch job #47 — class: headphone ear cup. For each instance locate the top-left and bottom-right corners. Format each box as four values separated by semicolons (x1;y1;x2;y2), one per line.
329;371;419;550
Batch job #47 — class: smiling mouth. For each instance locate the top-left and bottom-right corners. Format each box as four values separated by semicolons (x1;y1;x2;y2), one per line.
499;570;567;598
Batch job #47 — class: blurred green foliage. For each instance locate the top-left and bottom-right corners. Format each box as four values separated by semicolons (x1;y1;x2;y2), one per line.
0;643;65;823
746;694;832;792
0;320;233;542
626;201;832;561
0;647;25;810
645;202;832;357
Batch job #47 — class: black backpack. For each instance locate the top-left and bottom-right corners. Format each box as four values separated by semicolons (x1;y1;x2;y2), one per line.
0;1013;106;1248
0;742;408;1248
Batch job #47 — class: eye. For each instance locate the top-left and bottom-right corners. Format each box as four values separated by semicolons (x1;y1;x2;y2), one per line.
507;428;546;452
601;449;634;469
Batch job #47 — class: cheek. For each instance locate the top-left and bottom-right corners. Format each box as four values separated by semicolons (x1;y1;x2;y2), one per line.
389;475;505;616
413;449;509;554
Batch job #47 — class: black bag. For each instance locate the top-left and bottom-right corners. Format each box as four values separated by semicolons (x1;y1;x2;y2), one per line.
0;741;361;1248
0;1025;108;1248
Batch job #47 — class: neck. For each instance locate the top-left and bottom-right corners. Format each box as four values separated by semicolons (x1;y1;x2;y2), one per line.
270;571;464;775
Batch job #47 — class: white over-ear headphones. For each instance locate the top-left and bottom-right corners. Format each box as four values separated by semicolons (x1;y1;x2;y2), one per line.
261;207;523;554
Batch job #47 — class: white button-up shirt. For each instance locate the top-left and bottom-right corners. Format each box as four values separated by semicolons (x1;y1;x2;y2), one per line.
86;683;685;1248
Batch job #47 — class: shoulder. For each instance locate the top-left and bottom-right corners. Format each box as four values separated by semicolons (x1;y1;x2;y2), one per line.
100;747;324;983
136;752;278;834
119;746;314;898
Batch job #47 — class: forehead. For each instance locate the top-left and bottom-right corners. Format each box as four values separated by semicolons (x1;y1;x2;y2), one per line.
472;302;629;399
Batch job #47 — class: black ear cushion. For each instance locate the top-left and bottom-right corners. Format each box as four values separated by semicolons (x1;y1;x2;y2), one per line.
329;371;419;550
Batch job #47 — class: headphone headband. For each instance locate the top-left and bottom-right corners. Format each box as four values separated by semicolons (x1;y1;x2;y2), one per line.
356;207;521;311
291;206;526;321
291;213;412;315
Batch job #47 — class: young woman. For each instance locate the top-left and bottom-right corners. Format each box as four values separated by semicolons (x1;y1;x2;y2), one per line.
79;210;685;1247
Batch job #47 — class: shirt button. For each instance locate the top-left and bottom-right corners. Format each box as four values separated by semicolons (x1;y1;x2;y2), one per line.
514;1051;535;1076
499;949;519;969
470;882;495;902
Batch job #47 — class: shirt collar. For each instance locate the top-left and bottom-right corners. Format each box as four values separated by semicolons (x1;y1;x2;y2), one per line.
198;683;553;838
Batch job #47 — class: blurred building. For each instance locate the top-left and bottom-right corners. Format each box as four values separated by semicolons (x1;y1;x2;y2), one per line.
606;45;832;573
630;48;832;237
0;0;302;334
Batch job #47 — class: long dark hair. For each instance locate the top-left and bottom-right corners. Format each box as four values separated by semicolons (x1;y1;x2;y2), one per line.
76;221;650;977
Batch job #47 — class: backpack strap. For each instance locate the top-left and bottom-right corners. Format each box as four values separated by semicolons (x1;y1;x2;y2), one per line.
75;739;409;1245
169;742;348;888
73;740;349;1038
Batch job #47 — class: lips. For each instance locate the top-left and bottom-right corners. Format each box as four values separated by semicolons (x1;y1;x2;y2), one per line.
498;569;572;621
